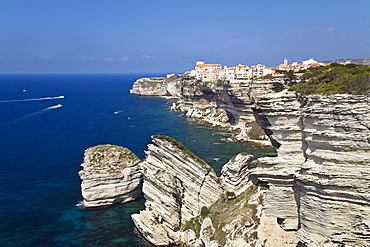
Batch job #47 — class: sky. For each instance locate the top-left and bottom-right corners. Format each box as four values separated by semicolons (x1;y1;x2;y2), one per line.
0;0;369;74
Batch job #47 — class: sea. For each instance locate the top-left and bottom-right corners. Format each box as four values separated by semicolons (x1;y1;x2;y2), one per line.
0;74;276;247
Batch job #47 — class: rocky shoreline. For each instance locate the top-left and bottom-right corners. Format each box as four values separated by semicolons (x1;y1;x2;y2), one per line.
77;76;370;246
130;75;297;146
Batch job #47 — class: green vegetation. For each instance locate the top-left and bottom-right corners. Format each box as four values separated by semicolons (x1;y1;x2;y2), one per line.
289;63;370;95
216;79;230;85
182;217;201;237
181;185;265;245
275;70;297;79
247;121;266;140
200;206;210;218
152;135;212;171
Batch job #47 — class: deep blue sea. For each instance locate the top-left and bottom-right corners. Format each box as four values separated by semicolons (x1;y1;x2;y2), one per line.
0;74;275;247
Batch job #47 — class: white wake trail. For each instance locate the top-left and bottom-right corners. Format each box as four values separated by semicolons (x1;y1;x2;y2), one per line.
2;104;62;125
0;95;64;103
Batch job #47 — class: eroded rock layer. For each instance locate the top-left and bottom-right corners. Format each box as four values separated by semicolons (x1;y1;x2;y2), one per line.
130;76;294;142
131;135;298;246
131;135;223;245
253;90;370;247
79;145;142;209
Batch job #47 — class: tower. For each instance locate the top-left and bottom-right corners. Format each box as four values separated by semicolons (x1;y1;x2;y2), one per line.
284;58;288;65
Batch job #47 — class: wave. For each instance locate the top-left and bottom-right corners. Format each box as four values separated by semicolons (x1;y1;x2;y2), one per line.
0;95;64;103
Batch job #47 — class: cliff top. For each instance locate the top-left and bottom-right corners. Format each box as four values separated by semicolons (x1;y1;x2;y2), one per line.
152;134;213;172
83;144;140;169
289;63;370;95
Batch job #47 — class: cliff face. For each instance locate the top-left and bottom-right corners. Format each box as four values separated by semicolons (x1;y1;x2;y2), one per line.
131;76;294;142
253;90;370;246
79;77;370;246
130;135;298;246
131;135;223;245
130;77;182;96
78;145;142;209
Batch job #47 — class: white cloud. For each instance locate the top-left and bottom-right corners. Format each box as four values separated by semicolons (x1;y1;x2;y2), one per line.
41;55;52;60
81;56;95;61
105;56;130;62
141;55;151;59
322;27;335;33
105;57;116;62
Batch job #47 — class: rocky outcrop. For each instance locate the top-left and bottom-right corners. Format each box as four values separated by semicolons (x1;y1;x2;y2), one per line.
130;76;182;96
220;152;254;197
131;135;299;246
78;145;142;209
131;135;224;245
253;90;370;246
131;76;295;142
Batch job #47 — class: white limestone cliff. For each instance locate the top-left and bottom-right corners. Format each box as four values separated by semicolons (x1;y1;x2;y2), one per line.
130;77;182;96
131;135;298;246
131;135;223;245
220;152;254;197
78;145;142;209
253;90;370;246
130;76;294;143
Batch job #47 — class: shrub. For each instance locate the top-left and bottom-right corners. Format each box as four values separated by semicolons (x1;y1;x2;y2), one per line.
200;206;210;218
289;63;370;95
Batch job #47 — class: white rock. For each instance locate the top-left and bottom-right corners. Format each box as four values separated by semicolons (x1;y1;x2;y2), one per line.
132;135;223;245
254;90;370;246
79;144;141;209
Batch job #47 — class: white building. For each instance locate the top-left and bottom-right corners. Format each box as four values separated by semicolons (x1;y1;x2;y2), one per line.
190;61;276;82
277;58;329;72
224;66;236;81
190;61;223;81
235;64;250;79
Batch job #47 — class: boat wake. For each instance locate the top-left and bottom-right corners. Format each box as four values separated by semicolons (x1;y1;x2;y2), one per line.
47;104;63;109
114;110;124;114
2;104;62;126
0;95;64;103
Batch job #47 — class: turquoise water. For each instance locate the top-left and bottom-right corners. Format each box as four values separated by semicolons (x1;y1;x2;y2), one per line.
0;74;274;246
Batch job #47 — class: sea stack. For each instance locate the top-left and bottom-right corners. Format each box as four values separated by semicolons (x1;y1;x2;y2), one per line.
78;144;142;209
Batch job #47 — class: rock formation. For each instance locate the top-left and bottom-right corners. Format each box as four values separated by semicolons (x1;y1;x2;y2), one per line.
78;75;370;246
130;76;295;142
131;135;223;245
131;135;298;246
220;152;254;197
253;89;370;246
130;76;182;96
78;144;142;209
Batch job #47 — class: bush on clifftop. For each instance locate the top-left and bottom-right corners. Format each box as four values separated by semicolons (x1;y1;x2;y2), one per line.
289;63;370;95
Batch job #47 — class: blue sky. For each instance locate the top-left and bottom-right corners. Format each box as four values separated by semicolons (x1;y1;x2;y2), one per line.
0;0;369;73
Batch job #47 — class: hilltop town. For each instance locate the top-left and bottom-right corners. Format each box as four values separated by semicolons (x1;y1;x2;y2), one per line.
183;58;351;82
